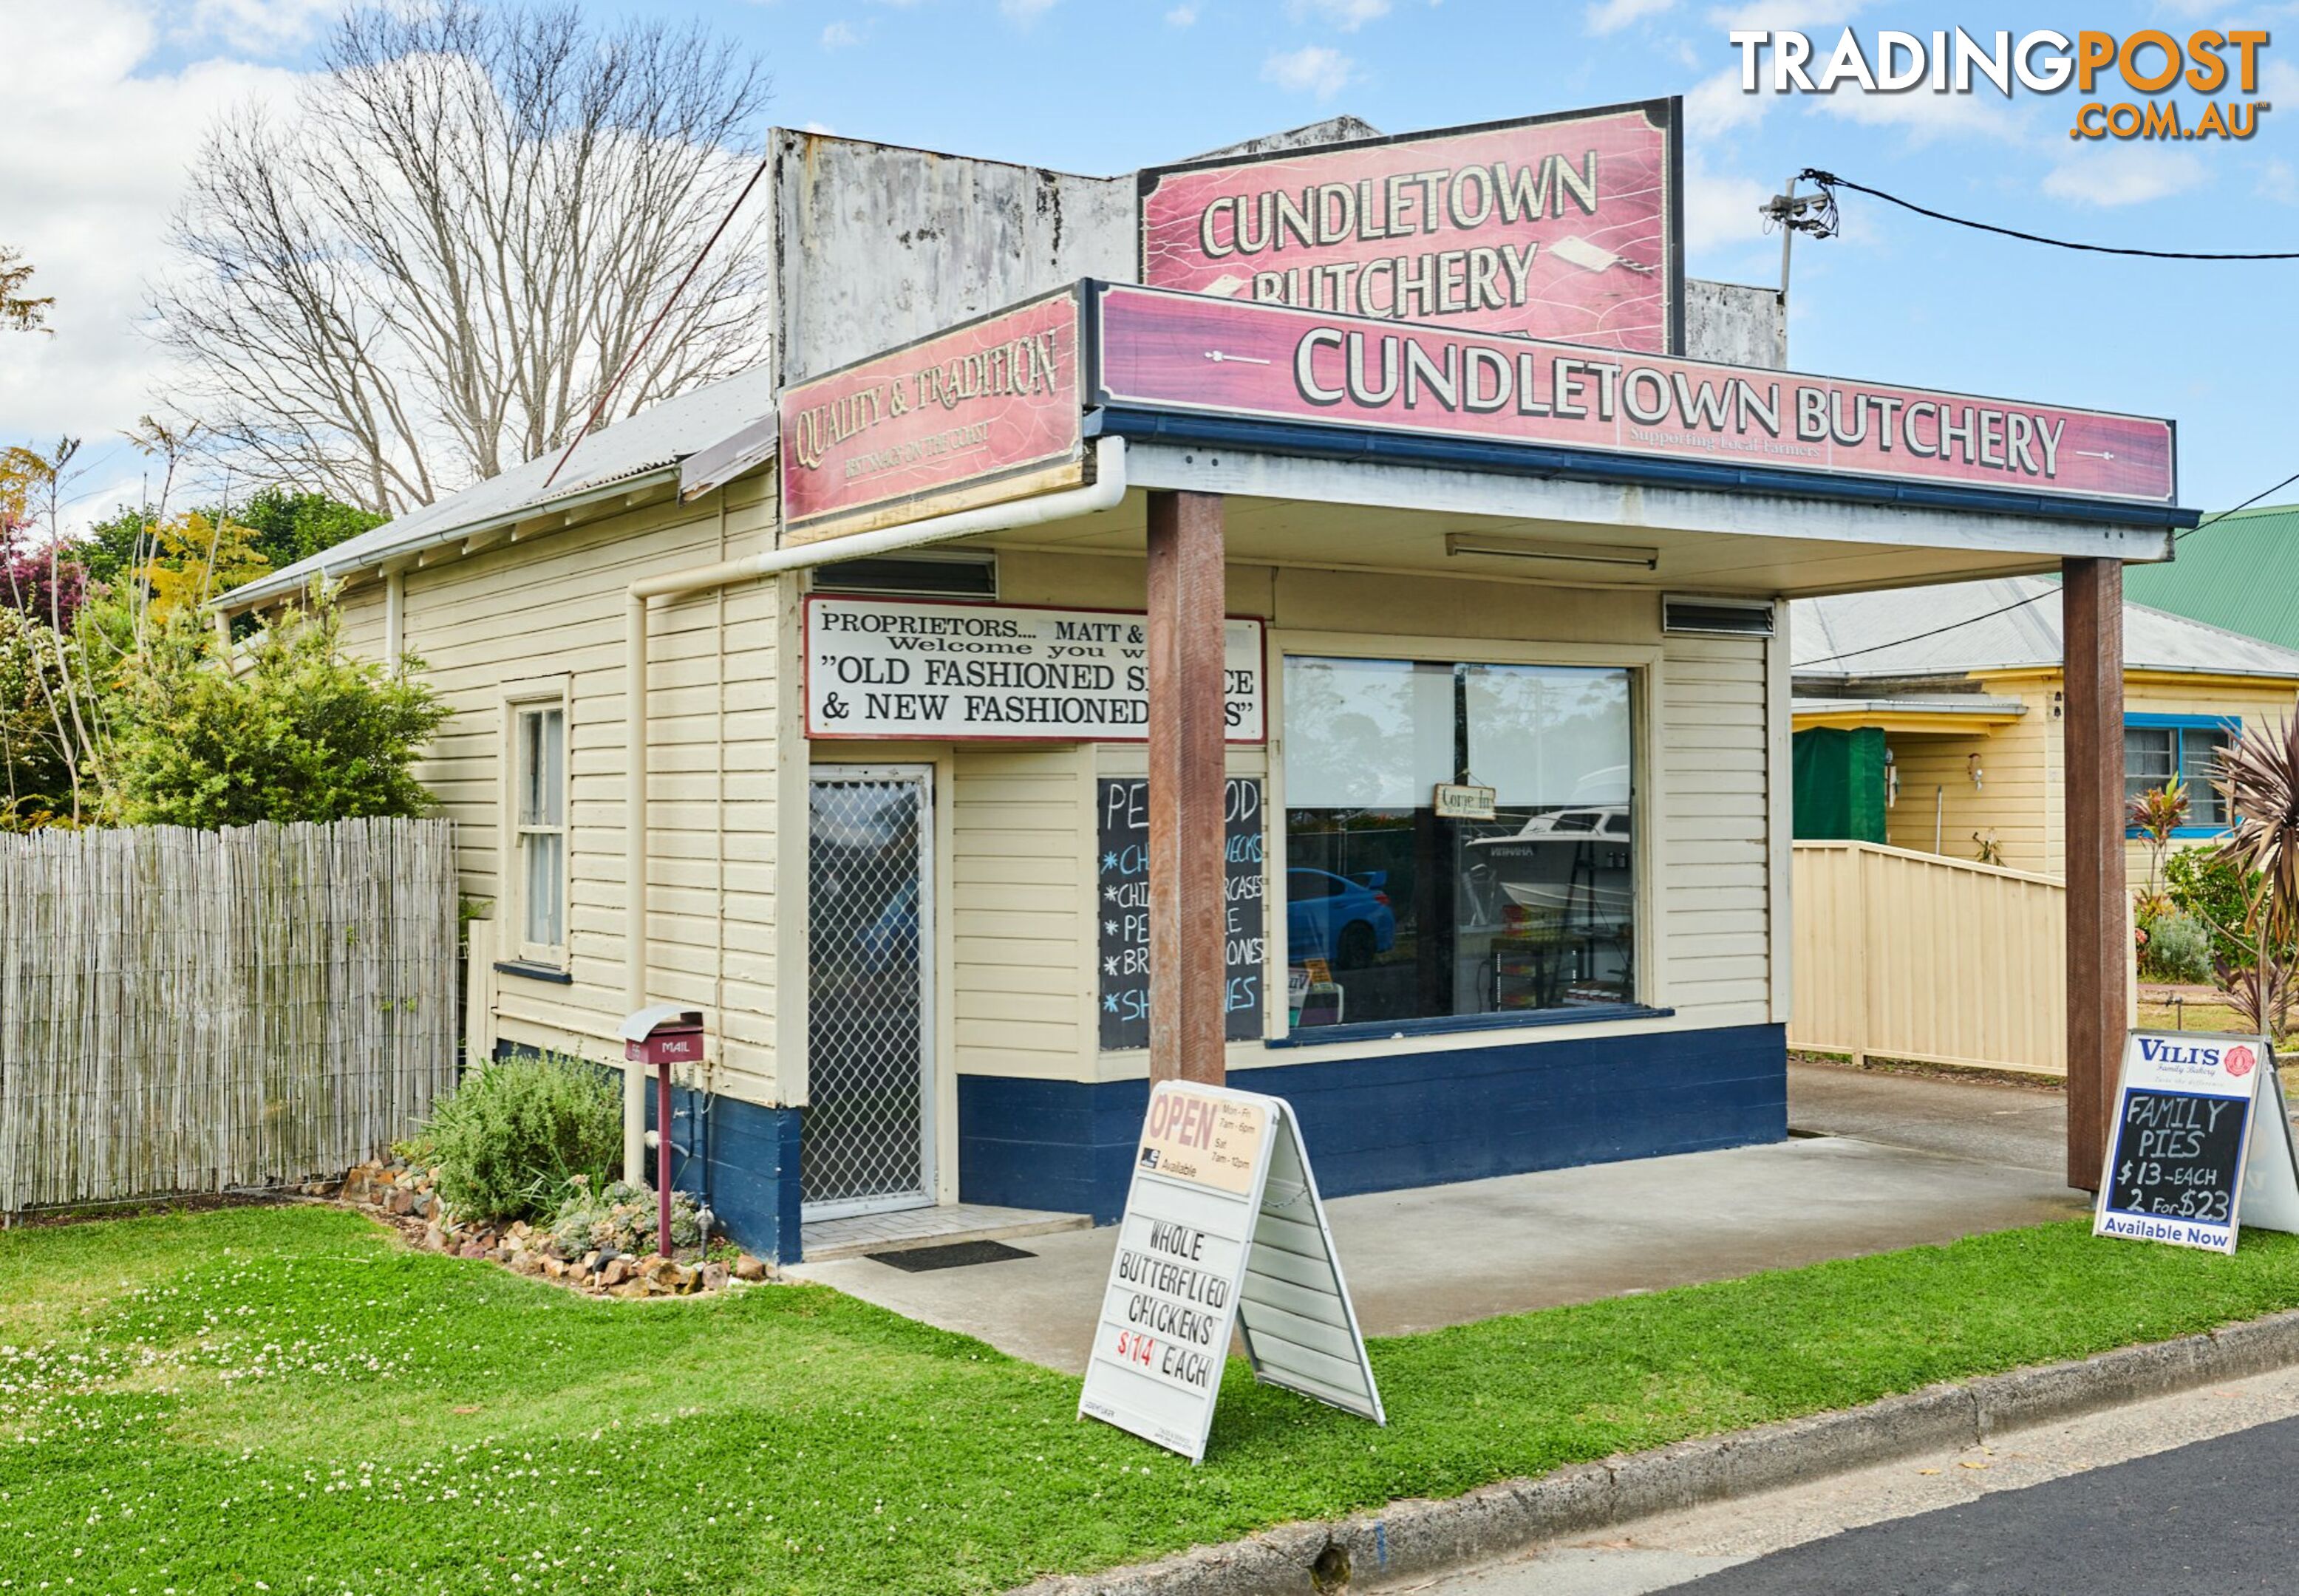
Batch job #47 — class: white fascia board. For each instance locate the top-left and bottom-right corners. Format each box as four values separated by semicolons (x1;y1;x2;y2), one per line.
1125;443;2176;567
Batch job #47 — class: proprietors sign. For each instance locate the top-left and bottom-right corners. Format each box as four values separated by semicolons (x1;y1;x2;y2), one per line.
804;596;1265;743
1080;1082;1383;1462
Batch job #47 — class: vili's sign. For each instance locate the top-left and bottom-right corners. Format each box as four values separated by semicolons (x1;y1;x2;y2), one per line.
1140;100;1683;354
804;596;1266;743
1090;282;2178;505
2094;1030;2299;1254
779;286;1086;545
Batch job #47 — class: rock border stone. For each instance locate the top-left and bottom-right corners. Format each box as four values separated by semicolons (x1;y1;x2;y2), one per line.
331;1156;773;1298
1009;1306;2299;1595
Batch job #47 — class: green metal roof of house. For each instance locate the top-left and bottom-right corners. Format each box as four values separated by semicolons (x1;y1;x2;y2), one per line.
2124;504;2299;654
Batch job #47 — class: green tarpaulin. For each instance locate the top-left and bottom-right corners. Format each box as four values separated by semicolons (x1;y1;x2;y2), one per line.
1793;727;1887;843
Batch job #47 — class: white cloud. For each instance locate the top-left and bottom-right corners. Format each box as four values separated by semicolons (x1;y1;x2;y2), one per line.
2258;160;2298;205
1814;81;2021;146
1262;44;1357;99
1683;151;1773;253
820;20;860;47
1001;0;1060;20
1165;3;1199;23
1584;0;1674;35
171;0;334;56
2042;146;2207;208
1683;66;1768;138
1287;0;1389;30
0;1;306;466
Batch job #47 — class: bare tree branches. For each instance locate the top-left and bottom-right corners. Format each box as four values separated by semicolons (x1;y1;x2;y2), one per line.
157;3;774;515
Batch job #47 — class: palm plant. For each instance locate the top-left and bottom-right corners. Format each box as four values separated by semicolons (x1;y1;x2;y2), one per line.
2128;773;2187;919
2210;721;2299;1040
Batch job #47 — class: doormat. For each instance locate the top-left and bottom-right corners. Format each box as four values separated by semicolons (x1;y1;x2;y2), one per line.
867;1239;1037;1272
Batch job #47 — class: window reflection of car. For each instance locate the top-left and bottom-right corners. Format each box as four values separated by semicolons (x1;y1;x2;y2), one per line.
1462;807;1632;920
1287;868;1396;969
857;878;919;970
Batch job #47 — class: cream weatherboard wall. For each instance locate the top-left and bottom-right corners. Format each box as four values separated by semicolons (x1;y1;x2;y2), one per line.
1881;692;2057;876
337;471;792;1108
1876;672;2299;881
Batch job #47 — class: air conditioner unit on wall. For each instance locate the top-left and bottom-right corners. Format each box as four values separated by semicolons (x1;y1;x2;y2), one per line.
1662;594;1777;638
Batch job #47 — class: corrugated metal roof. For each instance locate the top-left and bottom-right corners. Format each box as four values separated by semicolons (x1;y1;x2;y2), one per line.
2123;503;2299;654
1793;576;2299;682
228;365;779;608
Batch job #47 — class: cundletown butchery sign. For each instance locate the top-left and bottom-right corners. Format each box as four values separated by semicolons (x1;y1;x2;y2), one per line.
1139;100;1684;355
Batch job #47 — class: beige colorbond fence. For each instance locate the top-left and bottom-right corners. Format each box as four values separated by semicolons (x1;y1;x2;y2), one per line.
0;818;458;1213
1791;839;2075;1076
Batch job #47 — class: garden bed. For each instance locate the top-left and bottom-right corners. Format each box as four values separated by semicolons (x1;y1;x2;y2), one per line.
338;1152;771;1297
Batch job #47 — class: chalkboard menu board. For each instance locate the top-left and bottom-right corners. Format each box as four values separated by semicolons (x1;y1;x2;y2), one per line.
2106;1088;2245;1227
1097;777;1264;1052
2094;1031;2299;1255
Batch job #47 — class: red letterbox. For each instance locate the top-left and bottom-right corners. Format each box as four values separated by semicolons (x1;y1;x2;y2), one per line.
624;1018;704;1067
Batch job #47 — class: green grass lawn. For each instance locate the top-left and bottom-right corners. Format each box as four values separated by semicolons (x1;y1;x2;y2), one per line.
10;1205;2299;1595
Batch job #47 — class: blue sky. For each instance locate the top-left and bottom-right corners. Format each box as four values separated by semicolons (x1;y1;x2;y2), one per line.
11;0;2298;522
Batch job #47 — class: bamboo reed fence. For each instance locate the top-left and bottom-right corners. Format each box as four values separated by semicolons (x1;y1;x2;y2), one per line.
0;818;458;1214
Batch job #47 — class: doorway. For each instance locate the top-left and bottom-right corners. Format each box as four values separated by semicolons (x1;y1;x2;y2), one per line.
804;766;935;1219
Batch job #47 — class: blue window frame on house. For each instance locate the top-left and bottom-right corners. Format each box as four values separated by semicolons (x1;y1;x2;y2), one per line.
2125;714;2239;836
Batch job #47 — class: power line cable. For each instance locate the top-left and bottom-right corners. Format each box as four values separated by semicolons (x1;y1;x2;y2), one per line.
1798;587;2053;668
539;149;773;495
1804;451;2299;666
2179;467;2299;542
1795;168;2299;261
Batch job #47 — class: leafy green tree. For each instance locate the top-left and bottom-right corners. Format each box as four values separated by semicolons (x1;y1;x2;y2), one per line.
231;487;386;570
78;488;383;590
104;591;448;828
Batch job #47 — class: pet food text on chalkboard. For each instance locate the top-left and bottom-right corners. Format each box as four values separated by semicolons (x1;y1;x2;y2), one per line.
1097;777;1264;1051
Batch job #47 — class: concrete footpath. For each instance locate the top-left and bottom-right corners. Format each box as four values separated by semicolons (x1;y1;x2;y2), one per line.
789;1062;2085;1373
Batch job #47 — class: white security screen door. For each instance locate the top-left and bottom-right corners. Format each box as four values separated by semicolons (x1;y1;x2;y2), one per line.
804;767;935;1219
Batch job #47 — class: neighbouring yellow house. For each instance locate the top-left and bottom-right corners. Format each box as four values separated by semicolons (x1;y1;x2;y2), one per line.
1792;576;2299;879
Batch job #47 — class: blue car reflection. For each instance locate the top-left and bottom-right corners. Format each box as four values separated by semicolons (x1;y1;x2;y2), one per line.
1286;869;1396;969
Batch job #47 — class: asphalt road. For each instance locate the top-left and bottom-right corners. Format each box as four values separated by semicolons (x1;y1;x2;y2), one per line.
1415;1363;2299;1596
1673;1415;2299;1595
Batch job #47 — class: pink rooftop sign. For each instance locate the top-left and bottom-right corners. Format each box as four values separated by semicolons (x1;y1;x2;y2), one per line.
1140;100;1682;355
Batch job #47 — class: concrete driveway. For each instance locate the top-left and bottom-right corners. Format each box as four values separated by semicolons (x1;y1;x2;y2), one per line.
788;1061;2088;1373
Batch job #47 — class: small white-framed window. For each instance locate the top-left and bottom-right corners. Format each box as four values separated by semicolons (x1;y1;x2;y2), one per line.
508;689;571;964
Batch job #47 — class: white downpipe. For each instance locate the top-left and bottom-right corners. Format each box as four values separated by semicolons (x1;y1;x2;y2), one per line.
384;569;406;677
619;437;1128;1177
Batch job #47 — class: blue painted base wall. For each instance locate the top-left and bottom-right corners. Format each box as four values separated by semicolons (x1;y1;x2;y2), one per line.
647;1086;805;1265
493;1041;805;1261
956;1023;1788;1224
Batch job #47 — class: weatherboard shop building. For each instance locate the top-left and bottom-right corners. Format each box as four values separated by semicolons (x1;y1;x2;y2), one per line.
222;105;2190;1263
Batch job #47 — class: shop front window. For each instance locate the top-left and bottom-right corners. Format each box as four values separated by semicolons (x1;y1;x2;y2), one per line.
1282;655;1636;1031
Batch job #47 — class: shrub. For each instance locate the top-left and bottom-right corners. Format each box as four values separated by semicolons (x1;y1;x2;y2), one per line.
423;1053;621;1224
2139;911;2213;984
103;590;449;828
546;1179;704;1258
2166;846;2297;972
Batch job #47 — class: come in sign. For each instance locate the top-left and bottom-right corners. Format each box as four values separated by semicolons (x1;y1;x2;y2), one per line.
1080;1081;1383;1462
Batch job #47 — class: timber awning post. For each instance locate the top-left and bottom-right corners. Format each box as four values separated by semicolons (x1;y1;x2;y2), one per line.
1146;490;1229;1085
2063;556;2127;1190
